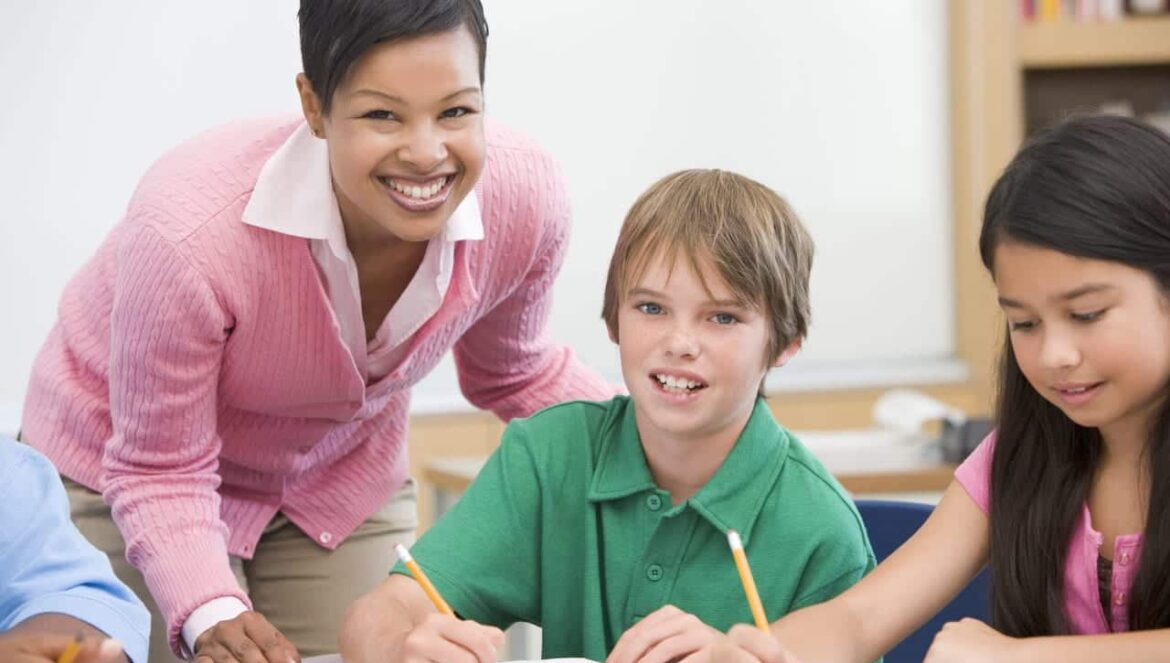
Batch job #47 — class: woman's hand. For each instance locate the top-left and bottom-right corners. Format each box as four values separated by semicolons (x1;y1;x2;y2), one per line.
924;618;1020;663
192;611;299;663
605;605;723;663
0;632;125;663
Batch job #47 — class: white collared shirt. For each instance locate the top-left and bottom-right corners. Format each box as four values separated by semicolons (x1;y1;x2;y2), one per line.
180;122;483;652
243;122;482;381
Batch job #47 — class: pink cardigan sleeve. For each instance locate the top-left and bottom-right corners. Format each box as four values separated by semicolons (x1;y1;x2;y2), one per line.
453;156;619;420
101;223;251;654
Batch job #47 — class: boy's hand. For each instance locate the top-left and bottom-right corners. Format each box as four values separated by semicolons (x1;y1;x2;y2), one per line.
606;605;721;663
193;610;299;663
399;613;504;663
0;632;125;663
339;575;501;663
693;624;796;663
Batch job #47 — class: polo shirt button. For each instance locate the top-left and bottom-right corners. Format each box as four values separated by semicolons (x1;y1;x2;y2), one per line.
1119;552;1131;566
646;564;664;581
319;531;333;544
1114;591;1126;606
646;494;663;511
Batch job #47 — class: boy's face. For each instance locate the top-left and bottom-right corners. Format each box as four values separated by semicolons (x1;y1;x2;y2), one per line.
615;251;775;446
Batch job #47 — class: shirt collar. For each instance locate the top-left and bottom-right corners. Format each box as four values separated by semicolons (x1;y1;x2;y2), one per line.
586;397;790;545
242;122;484;250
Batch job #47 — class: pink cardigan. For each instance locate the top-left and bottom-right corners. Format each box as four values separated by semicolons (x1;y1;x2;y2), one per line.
22;116;615;650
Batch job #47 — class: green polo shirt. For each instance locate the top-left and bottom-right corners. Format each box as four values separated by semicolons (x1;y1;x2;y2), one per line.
393;396;875;661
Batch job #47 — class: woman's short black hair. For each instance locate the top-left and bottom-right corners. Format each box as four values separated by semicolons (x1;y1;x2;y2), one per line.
298;0;488;114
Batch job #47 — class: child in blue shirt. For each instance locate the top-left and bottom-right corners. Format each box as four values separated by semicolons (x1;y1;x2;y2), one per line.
0;437;149;663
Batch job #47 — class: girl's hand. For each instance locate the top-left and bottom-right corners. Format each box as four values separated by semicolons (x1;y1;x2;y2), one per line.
193;611;299;663
606;605;722;663
690;623;797;663
0;632;125;663
399;613;504;663
924;618;1020;663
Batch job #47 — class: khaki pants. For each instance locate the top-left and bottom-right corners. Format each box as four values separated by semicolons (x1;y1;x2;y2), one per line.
63;476;418;663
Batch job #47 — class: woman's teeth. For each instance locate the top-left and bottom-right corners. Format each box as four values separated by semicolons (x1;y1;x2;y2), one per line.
387;176;448;199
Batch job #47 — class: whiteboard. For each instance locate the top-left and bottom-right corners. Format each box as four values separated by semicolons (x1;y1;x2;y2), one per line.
0;1;958;423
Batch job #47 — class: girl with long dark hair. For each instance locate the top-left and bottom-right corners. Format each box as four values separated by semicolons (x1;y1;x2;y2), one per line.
698;115;1170;662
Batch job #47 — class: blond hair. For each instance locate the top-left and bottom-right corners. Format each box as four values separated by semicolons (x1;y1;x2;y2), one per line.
601;169;814;364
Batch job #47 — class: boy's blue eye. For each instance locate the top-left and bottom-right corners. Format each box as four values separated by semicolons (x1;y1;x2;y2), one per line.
1008;320;1036;332
1072;309;1106;323
361;109;397;121
711;313;739;325
636;303;663;315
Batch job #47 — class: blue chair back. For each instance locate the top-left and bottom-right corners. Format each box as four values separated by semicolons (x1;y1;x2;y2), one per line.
854;499;990;663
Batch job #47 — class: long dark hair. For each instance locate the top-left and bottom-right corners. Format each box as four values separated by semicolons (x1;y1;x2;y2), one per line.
979;115;1170;634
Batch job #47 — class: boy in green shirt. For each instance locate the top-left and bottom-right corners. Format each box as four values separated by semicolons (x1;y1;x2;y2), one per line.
340;169;876;663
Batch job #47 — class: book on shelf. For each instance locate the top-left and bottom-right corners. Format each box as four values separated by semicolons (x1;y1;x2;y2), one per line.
1019;0;1163;22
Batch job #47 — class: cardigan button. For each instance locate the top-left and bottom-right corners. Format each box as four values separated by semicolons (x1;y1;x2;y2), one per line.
319;531;333;544
1119;552;1131;566
1114;591;1126;606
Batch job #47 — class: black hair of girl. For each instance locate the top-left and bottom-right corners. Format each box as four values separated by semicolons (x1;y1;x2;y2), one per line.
298;0;489;114
979;114;1170;635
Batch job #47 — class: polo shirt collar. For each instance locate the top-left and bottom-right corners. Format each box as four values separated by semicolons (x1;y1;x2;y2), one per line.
241;122;484;249
587;397;790;545
586;399;658;502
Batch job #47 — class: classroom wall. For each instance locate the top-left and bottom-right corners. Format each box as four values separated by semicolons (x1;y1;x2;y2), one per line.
0;1;956;430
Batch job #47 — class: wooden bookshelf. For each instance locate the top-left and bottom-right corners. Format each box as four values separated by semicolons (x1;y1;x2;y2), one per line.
1019;16;1170;68
949;2;1170;420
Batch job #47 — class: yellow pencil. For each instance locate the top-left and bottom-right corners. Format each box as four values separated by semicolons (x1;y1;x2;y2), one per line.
395;543;455;616
727;529;769;632
56;634;83;663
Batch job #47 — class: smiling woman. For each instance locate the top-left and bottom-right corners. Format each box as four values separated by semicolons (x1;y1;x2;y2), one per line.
16;2;616;662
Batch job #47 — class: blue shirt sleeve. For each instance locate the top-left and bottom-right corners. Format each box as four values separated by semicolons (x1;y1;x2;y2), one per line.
0;438;150;663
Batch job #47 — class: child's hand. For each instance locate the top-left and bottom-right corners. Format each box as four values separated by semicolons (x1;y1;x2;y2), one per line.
400;613;504;663
924;618;1018;663
605;605;721;663
693;623;797;663
0;632;125;663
